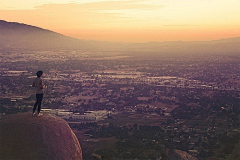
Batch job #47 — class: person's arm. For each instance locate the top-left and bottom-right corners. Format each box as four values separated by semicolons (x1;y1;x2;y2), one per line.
40;79;45;89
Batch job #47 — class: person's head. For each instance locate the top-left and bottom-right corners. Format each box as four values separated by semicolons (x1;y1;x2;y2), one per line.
36;70;43;78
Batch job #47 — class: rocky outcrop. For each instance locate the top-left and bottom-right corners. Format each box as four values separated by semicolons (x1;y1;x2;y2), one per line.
162;149;198;160
0;112;82;160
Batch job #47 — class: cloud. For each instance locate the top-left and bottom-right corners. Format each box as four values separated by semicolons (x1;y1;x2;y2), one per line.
163;25;199;27
33;0;161;12
72;0;158;10
0;0;164;30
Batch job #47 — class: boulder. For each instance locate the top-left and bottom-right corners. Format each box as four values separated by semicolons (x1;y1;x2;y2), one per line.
0;112;82;160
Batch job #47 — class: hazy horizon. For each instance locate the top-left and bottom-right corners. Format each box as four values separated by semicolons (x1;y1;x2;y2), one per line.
1;19;240;45
1;0;240;43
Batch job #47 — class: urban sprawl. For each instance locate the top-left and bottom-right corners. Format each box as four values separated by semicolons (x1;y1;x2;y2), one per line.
0;50;239;159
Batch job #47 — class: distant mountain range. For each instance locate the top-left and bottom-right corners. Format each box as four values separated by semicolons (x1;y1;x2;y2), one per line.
0;20;240;55
0;20;90;50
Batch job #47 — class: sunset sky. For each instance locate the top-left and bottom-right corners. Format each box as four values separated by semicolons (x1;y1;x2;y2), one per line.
1;0;240;42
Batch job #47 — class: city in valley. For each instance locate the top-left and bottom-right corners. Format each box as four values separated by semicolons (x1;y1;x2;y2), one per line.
0;50;239;160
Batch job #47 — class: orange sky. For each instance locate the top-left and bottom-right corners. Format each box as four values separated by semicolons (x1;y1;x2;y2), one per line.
1;0;240;42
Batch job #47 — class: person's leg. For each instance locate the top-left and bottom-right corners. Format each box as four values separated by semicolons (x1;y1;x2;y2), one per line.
33;94;39;114
37;94;43;114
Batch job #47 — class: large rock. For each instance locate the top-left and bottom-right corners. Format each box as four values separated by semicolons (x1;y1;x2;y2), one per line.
162;149;198;160
0;112;82;160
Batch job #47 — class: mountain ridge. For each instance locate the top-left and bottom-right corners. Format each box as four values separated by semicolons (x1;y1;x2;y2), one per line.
0;20;240;55
0;20;90;50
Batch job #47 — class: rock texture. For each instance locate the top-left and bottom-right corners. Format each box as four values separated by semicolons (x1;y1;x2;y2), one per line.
162;149;198;160
173;150;198;160
0;112;82;160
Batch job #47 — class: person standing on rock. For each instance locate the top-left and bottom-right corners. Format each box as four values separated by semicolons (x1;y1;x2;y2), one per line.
32;70;45;116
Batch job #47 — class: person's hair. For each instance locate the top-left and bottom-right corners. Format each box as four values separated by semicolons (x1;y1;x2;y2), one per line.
36;70;43;78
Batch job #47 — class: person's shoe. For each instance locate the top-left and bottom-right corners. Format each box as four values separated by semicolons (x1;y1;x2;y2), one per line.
37;113;43;116
32;113;36;116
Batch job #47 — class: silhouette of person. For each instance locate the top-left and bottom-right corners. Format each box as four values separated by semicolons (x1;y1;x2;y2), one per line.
32;70;45;116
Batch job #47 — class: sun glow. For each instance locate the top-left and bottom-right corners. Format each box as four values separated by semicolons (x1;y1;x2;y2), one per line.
1;0;240;42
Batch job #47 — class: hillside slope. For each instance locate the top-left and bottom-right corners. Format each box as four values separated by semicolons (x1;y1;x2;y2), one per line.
0;20;89;50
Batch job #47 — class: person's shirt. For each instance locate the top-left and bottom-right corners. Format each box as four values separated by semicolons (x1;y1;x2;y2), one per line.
32;77;44;94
